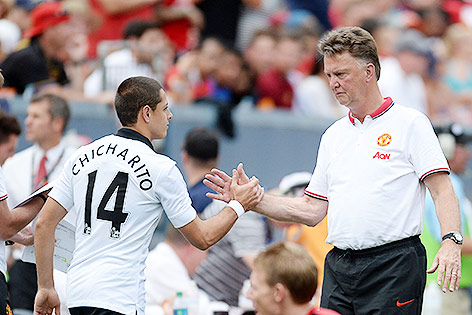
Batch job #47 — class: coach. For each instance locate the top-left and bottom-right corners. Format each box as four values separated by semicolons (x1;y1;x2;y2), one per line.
205;27;462;315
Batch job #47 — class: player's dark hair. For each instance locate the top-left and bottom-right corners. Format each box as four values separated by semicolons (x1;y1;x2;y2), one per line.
115;76;164;127
183;127;219;162
0;110;21;144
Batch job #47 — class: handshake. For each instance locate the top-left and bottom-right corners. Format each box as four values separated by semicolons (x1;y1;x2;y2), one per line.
204;163;264;214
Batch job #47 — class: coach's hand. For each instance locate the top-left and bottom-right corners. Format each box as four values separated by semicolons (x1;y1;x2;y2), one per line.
427;240;462;293
204;163;252;202
34;287;61;315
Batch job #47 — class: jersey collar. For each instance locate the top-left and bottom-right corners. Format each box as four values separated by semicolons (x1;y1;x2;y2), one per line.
116;128;154;151
348;97;394;125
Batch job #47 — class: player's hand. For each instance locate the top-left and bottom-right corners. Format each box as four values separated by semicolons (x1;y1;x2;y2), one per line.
230;169;264;210
426;240;462;292
34;287;61;315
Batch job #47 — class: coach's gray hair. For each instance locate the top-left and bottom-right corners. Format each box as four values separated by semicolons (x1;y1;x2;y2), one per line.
318;26;381;80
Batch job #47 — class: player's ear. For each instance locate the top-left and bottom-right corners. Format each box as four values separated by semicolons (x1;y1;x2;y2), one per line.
142;105;152;123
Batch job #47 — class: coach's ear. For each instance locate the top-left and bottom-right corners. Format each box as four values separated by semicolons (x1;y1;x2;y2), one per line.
365;63;376;83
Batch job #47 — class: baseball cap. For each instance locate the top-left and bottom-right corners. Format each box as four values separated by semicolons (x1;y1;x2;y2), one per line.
396;29;431;56
435;123;472;145
278;172;312;196
23;1;70;38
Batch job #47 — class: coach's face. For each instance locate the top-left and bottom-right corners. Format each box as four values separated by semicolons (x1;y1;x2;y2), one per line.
324;51;369;110
150;89;173;139
25;100;54;144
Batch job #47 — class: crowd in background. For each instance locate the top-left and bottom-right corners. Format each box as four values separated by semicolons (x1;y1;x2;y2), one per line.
2;0;472;127
3;1;472;314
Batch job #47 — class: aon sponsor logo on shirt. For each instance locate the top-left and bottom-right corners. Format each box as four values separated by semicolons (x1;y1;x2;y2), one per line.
373;152;390;160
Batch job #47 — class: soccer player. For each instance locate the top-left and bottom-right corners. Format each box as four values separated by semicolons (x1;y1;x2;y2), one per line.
33;76;263;315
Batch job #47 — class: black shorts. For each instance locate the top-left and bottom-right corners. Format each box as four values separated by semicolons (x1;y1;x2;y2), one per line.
0;272;12;315
69;307;124;315
321;235;426;315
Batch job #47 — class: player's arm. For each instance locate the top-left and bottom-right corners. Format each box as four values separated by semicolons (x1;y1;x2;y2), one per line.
34;198;67;315
179;172;263;250
205;164;328;227
424;172;462;292
0;194;46;240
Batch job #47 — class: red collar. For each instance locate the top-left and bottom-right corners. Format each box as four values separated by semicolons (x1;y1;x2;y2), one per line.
348;97;394;124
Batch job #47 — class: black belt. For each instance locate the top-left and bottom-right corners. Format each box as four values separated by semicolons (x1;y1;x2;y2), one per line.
333;235;421;257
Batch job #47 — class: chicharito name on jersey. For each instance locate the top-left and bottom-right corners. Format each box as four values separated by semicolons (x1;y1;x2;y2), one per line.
71;142;153;191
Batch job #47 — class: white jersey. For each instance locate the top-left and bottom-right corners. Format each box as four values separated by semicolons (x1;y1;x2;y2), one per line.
49;128;197;315
0;167;8;278
305;98;449;250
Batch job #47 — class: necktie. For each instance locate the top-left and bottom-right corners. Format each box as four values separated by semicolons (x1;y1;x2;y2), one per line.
34;154;47;190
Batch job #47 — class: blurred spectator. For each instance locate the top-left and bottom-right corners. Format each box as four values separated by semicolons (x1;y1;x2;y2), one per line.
3;93;76;315
196;0;244;46
378;29;431;114
235;0;281;52
154;0;203;54
243;29;277;78
416;6;451;37
276;172;333;307
422;123;472;315
193;207;267;307
247;242;340;315
440;23;472;125
255;31;303;109
84;20;174;100
285;0;331;31
86;0;160;58
362;19;401;58
181;127;220;216
145;225;210;315
6;0;37;34
165;37;225;104
293;54;345;119
0;1;71;95
0;0;21;63
180;127;266;307
212;49;250;107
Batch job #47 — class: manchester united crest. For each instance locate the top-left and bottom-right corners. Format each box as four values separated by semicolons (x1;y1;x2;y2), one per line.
377;134;392;146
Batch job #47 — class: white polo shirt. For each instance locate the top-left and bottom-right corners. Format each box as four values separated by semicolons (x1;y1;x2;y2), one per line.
49;128;197;315
0;167;8;278
305;98;449;250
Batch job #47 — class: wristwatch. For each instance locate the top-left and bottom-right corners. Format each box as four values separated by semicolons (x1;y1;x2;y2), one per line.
442;232;463;245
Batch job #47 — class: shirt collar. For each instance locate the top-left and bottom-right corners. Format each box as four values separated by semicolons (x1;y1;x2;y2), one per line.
348;97;394;125
33;141;66;165
115;128;154;151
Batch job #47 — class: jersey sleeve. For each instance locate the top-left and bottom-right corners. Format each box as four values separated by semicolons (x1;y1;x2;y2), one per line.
48;156;75;211
0;167;8;201
155;164;196;228
305;135;329;201
408;114;449;181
